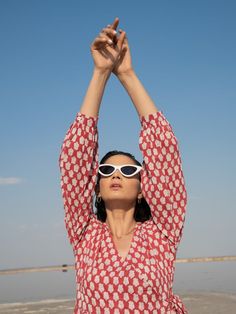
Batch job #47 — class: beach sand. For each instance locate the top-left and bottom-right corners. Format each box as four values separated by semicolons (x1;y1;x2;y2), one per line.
182;292;236;313
0;293;235;313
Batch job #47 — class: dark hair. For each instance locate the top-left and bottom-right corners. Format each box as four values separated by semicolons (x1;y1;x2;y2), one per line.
95;150;151;223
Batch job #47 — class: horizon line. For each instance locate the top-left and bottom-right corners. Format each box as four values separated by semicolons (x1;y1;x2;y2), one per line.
1;255;236;276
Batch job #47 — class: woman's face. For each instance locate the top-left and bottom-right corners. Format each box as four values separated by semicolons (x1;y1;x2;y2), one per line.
98;154;142;208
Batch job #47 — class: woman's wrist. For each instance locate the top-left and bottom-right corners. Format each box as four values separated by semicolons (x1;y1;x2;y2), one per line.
80;67;111;117
117;69;136;83
93;67;112;80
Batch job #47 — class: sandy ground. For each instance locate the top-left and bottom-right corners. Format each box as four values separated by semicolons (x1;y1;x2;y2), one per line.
183;292;236;314
0;293;235;313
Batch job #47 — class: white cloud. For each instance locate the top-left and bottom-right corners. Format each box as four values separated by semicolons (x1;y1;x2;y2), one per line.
0;177;23;185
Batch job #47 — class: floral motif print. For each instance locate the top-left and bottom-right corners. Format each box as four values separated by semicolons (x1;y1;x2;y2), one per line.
59;111;187;313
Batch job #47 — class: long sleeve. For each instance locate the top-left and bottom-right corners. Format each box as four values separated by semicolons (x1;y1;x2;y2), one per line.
139;111;187;248
59;113;98;249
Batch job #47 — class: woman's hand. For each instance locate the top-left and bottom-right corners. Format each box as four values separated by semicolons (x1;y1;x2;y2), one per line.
112;28;133;78
90;18;126;74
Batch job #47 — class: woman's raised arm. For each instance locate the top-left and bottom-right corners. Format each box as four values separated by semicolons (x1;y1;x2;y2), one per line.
60;19;127;247
112;25;187;248
80;18;126;117
111;25;158;117
118;70;158;117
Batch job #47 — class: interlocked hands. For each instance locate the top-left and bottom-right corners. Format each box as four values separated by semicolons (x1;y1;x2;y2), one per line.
90;17;133;77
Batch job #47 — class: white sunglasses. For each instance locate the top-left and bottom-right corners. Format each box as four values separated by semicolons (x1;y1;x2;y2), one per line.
98;164;142;178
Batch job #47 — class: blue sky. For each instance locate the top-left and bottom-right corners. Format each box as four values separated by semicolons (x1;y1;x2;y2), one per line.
0;0;235;269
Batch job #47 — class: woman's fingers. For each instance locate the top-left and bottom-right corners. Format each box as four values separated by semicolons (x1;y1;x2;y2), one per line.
101;27;117;43
101;27;117;36
93;26;117;48
110;17;119;31
119;29;128;43
116;30;126;50
92;18;125;51
108;17;119;45
92;27;117;47
92;36;112;49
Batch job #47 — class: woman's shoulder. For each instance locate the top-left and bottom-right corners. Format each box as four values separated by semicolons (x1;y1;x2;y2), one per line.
139;219;158;235
139;219;169;243
87;214;104;228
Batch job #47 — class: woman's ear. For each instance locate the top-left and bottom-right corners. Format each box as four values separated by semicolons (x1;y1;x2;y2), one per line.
137;190;143;200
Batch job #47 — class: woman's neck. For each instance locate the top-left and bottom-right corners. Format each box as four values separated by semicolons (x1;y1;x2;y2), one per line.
105;207;136;239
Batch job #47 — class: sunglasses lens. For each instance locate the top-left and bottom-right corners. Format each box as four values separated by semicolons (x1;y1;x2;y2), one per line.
121;166;138;176
99;165;115;176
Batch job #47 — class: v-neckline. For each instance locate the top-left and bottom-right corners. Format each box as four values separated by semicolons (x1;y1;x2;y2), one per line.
105;222;140;263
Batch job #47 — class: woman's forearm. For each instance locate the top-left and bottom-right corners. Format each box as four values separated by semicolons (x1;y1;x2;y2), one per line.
118;70;158;117
80;69;111;117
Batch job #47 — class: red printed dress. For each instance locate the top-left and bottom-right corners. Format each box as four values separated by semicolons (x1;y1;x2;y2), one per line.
59;111;187;314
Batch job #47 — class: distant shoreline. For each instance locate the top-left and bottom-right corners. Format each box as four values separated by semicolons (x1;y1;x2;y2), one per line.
1;256;236;275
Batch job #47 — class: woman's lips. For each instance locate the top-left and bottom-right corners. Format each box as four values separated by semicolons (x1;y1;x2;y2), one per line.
110;183;122;189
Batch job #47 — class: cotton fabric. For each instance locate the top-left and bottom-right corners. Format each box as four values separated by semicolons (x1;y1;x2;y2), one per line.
59;111;187;313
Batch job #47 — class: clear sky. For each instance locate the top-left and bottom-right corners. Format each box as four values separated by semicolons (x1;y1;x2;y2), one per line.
0;0;235;269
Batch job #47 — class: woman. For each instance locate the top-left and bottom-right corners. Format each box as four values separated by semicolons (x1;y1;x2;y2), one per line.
60;17;187;313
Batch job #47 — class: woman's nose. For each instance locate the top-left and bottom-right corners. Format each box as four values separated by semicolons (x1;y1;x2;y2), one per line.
112;169;121;178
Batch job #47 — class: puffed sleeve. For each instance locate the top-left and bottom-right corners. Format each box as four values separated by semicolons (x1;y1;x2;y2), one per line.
139;111;187;249
59;113;98;248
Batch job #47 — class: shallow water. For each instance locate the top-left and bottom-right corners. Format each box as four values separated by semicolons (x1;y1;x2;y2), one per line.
173;261;236;294
0;262;235;303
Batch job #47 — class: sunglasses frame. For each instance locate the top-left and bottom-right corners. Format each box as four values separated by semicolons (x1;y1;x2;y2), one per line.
98;164;142;178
